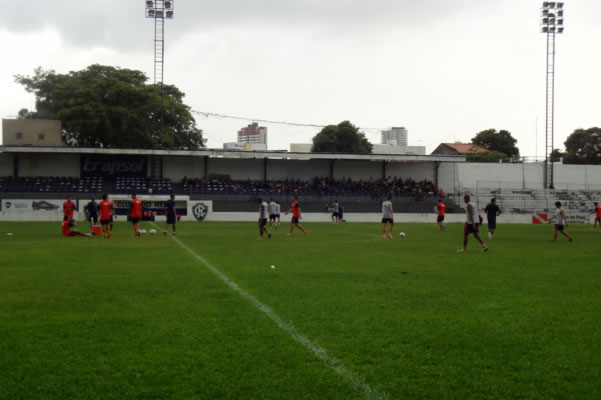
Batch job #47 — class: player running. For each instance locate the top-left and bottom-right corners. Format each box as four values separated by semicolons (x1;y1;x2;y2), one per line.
436;199;446;231
275;201;281;227
549;201;573;242
258;198;272;239
63;195;76;220
331;200;340;224
459;194;488;253
381;196;394;239
129;193;143;237
286;196;307;236
163;194;177;236
591;202;601;230
268;198;278;228
98;194;114;238
484;198;501;240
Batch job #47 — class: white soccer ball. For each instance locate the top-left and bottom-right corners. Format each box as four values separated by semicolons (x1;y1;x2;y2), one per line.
149;229;157;235
139;229;147;235
270;265;276;269
399;232;406;238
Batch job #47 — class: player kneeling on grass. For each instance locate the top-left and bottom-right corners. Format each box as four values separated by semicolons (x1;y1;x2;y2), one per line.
549;201;573;242
98;194;114;238
61;216;91;237
459;194;488;253
257;198;271;239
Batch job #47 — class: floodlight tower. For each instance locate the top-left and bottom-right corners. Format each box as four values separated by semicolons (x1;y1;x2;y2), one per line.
145;0;174;85
540;2;564;189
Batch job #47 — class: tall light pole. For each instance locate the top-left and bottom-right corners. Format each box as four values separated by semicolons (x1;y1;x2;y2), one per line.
145;0;174;85
540;2;564;189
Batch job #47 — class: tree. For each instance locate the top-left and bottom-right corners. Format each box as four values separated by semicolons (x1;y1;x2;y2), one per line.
311;121;372;154
563;127;601;165
550;148;564;162
472;129;519;159
465;150;508;163
14;65;205;150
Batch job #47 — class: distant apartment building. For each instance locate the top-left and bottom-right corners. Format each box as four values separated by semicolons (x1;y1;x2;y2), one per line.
238;122;267;146
381;127;408;147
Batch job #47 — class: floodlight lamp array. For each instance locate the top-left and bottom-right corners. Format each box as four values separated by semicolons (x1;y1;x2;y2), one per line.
145;0;174;19
541;2;564;34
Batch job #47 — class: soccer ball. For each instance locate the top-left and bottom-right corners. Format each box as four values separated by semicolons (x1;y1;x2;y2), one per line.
139;229;147;235
149;229;157;235
399;232;406;238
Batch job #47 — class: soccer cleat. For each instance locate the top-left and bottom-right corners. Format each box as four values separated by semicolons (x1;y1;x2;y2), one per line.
457;248;466;253
482;246;489;253
268;233;272;239
387;233;392;239
163;230;167;235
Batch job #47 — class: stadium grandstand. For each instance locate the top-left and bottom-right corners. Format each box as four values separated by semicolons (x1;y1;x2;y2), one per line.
1;145;601;220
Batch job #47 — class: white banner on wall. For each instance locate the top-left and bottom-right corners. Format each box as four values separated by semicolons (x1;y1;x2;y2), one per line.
1;199;65;221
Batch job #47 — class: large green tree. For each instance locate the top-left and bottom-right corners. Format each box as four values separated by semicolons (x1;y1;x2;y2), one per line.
14;65;205;150
472;129;519;159
563;127;601;165
311;121;372;154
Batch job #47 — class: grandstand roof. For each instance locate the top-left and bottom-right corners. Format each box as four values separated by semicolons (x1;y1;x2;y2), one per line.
0;146;466;163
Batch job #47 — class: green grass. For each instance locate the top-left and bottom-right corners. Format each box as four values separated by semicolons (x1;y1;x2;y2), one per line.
1;221;600;399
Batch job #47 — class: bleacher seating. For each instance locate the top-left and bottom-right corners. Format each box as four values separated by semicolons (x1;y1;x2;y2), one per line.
0;176;103;193
115;177;172;194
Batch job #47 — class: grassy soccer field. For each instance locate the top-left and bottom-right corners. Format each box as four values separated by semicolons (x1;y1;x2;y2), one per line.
1;220;600;399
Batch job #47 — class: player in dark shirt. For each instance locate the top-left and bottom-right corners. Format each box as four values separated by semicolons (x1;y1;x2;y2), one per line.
484;198;501;240
163;194;177;236
85;196;99;227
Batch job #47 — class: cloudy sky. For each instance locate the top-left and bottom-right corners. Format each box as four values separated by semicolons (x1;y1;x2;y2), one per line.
1;0;599;156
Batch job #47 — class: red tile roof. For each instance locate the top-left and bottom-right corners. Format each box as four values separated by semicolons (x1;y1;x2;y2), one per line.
443;143;488;154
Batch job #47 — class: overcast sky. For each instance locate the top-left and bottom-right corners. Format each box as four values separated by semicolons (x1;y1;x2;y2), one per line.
1;0;600;156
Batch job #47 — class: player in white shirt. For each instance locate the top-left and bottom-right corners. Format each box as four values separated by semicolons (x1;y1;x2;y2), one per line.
268;199;278;228
458;194;488;253
258;198;271;240
549;201;573;242
381;196;394;239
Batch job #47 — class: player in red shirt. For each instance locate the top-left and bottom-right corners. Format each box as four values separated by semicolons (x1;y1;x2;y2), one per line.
285;196;307;236
63;195;76;220
129;193;143;236
98;194;114;238
436;199;446;231
592;202;601;230
61;216;90;237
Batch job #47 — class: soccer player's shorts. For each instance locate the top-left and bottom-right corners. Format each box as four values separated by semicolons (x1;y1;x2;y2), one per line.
89;214;98;224
487;218;496;229
130;217;140;224
437;215;445;222
292;216;300;224
382;218;394;224
332;212;339;218
276;214;280;219
464;223;479;234
166;215;177;225
69;231;77;237
555;224;565;231
596;217;601;223
269;214;277;221
101;219;111;225
259;218;268;227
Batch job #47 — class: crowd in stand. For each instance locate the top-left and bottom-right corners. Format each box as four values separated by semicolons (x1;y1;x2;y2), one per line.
183;176;444;199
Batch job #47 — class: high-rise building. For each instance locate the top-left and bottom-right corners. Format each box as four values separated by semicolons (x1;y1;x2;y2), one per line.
238;122;267;146
381;127;408;146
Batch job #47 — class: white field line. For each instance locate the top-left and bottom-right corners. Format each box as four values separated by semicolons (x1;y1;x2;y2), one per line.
153;225;387;400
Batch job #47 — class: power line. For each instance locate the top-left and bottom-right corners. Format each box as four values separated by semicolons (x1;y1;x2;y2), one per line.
191;110;387;132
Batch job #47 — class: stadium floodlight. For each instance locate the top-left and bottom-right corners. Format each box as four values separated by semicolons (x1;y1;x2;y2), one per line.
540;2;565;189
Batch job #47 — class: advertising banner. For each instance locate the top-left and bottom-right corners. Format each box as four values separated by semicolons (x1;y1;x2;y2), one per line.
1;199;65;221
80;155;147;179
110;195;212;222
